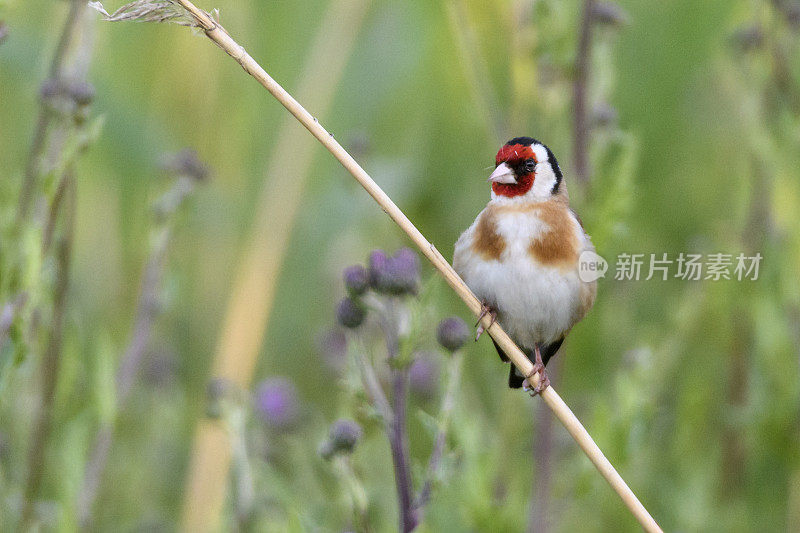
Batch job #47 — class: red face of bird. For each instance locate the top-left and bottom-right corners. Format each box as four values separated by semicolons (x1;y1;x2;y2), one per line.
488;137;563;201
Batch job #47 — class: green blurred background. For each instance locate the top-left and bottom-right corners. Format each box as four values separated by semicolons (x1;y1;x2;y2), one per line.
1;0;799;531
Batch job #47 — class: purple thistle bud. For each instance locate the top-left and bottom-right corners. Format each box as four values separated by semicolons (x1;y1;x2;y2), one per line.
67;80;95;106
591;2;630;27
162;148;210;182
388;247;420;295
408;353;439;399
40;78;61;100
343;265;369;295
784;4;800;29
336;297;365;328
40;78;95;107
255;378;299;429
730;25;764;52
592;102;618;129
368;249;392;292
368;248;421;296
321;418;362;459
436;317;470;352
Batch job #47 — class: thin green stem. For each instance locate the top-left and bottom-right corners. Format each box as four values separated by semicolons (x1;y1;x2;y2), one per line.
20;173;75;528
17;0;86;224
416;350;463;511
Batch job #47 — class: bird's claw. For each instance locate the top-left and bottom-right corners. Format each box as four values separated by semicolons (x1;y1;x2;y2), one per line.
522;363;550;397
475;302;497;341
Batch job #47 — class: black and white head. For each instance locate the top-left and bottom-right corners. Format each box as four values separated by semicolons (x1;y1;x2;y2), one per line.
488;137;564;202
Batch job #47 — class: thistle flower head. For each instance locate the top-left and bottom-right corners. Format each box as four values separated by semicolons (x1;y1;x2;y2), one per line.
162;148;210;182
436;317;470;352
336;297;365;328
592;2;630;27
320;418;362;459
730;25;764;52
343;264;369;295
368;248;420;295
368;249;391;292
388;247;420;295
255;378;299;429
592;102;618;129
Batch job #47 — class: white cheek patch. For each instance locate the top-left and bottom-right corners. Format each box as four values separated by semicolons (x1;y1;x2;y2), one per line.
531;164;557;198
528;144;556;199
531;144;549;163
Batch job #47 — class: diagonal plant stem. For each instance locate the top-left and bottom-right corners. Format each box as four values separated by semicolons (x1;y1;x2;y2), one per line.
175;1;372;530
527;355;562;533
94;2;663;530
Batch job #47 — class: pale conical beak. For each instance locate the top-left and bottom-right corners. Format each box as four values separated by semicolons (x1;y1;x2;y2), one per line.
488;162;517;184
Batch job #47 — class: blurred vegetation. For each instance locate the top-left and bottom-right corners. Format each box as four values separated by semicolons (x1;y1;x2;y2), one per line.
1;0;799;531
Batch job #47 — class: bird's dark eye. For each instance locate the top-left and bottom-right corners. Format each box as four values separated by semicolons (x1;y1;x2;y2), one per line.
524;159;536;173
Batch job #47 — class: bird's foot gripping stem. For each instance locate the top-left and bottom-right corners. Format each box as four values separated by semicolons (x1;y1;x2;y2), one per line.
522;345;550;396
475;302;497;341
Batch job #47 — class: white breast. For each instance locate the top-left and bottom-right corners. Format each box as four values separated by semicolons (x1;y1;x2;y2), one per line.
453;206;592;349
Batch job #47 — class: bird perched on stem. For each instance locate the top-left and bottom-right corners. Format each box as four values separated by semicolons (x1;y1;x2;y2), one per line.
453;137;597;394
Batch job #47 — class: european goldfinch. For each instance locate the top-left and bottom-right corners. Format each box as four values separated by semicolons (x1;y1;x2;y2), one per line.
453;137;597;394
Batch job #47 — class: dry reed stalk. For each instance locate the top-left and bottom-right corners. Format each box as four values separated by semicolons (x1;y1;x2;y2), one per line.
92;1;663;530
176;1;371;530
